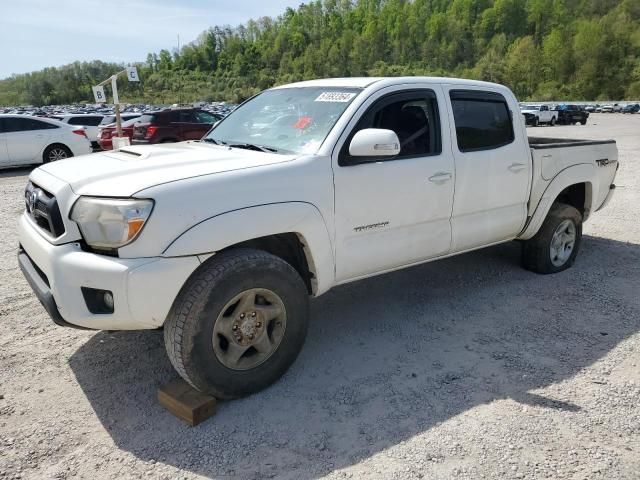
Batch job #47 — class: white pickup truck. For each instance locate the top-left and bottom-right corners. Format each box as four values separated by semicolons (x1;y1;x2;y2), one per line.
18;77;618;398
520;104;558;126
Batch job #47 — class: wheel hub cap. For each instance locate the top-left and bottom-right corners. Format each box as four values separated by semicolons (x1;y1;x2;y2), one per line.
550;219;576;267
212;288;286;371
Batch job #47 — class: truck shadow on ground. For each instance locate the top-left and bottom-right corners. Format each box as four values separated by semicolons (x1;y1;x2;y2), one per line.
69;235;640;479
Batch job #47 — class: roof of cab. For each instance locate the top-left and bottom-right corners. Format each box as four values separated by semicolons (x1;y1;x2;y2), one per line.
273;76;507;90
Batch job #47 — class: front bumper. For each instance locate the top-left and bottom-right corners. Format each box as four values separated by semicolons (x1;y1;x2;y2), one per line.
18;214;201;330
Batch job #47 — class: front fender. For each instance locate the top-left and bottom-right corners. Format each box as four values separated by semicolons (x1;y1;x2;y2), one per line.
518;164;596;240
162;202;335;295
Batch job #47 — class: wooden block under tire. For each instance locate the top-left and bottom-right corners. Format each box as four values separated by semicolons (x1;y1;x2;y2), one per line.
157;379;217;426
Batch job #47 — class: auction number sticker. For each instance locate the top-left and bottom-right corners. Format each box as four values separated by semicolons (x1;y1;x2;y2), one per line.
315;92;356;102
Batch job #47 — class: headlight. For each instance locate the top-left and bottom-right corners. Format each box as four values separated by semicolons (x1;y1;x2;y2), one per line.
70;197;154;249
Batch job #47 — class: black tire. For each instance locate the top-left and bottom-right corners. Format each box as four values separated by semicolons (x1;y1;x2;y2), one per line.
43;144;72;163
164;248;309;399
550;116;556;126
522;203;582;274
580;119;587;125
533;117;539;127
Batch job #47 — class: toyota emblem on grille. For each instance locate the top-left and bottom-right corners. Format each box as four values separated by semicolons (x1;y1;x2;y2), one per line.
27;190;37;213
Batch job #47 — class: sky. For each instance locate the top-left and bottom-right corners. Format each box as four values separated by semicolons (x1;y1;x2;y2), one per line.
0;0;303;79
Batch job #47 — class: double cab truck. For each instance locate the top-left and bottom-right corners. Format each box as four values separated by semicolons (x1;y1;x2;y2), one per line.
18;77;618;398
520;104;558;126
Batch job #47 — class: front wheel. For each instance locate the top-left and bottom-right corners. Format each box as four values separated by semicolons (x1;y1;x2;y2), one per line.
550;116;556;126
164;249;309;399
522;203;583;274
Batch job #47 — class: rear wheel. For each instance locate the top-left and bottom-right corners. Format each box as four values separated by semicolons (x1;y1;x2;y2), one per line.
522;203;582;274
580;119;587;125
43;144;72;163
164;249;309;399
550;116;556;126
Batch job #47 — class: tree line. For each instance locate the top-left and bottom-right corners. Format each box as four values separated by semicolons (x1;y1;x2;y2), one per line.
1;0;639;106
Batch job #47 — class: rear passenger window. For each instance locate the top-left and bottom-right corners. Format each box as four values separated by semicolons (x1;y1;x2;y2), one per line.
450;90;514;152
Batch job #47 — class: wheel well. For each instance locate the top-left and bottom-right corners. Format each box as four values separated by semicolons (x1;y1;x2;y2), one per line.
222;233;315;295
42;143;70;161
555;183;586;216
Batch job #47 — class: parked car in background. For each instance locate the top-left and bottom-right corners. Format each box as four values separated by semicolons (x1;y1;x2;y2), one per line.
585;105;597;113
622;104;639;114
556;104;589;125
98;113;141;127
0;114;91;168
98;117;143;150
132;109;222;145
520;104;558;126
50;114;105;148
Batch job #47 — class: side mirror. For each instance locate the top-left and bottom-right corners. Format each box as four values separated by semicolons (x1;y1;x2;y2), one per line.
349;128;400;157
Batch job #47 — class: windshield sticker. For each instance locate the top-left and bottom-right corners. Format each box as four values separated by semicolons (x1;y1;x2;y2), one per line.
315;92;356;103
293;116;313;129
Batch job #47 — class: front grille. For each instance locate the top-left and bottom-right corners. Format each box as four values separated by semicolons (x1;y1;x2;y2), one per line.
25;182;65;237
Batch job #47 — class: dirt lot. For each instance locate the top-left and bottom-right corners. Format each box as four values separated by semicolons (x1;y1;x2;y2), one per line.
1;114;639;480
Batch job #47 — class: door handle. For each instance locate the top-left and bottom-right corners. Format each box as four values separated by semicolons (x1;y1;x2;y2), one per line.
428;172;452;184
508;162;526;173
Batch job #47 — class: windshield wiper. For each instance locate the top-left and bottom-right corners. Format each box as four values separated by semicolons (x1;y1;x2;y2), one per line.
202;138;278;153
228;143;278;153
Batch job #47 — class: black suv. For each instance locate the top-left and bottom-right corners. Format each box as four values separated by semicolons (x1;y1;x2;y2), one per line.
556;104;589;125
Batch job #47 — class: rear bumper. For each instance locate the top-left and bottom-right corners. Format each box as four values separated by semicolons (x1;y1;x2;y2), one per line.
18;214;201;330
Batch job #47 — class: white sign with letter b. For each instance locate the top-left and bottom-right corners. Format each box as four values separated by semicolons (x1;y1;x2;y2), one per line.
92;85;106;103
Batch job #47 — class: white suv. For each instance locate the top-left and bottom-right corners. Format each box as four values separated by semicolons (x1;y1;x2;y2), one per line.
50;114;105;148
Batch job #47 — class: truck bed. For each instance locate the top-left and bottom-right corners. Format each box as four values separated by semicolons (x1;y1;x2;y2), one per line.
528;137;616;149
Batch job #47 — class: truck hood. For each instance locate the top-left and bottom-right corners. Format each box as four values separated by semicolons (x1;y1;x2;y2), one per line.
38;141;297;197
520;109;539;114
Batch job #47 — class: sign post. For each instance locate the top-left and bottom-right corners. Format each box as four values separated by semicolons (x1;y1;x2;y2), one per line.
92;66;139;149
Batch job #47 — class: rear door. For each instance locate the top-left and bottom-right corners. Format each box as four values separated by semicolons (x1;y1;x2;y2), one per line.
444;88;530;252
333;86;455;281
171;110;197;140
4;117;57;164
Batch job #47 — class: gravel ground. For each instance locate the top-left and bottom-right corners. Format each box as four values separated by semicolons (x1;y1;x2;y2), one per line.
0;113;639;480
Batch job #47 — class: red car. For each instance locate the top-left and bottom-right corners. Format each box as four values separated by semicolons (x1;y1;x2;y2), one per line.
97;118;141;150
132;108;221;145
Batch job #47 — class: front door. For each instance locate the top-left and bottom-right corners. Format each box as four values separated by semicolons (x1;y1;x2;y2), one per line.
333;86;455;281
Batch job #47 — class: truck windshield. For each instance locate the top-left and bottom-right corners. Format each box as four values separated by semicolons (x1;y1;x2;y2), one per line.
203;87;362;154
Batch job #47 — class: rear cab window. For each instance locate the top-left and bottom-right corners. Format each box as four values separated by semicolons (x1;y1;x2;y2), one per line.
449;90;514;152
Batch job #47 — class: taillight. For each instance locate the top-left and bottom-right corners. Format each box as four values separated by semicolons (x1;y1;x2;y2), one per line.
145;126;158;139
73;129;87;138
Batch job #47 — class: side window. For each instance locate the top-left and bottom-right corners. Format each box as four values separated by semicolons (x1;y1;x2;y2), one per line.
3;118;58;132
194;111;216;124
449;90;514;152
540;105;548;112
340;90;441;165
